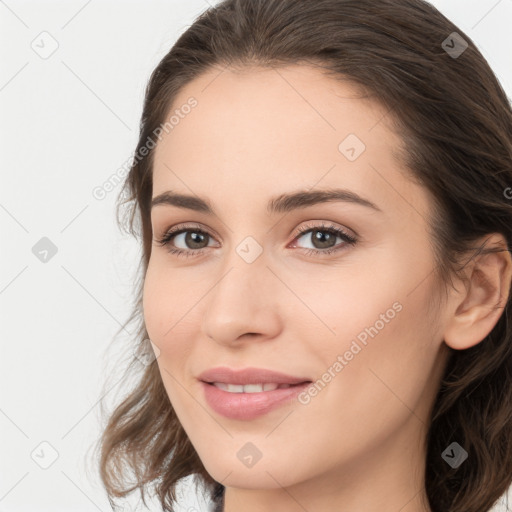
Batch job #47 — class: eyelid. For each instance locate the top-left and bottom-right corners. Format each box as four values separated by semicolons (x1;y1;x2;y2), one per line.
288;221;357;250
291;220;357;240
155;220;358;259
155;220;354;243
156;222;220;243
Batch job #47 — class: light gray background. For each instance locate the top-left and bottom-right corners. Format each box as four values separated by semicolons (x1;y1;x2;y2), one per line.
1;0;511;510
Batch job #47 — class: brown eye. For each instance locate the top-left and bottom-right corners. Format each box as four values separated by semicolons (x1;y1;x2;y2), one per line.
292;223;357;256
155;224;218;257
306;229;338;249
178;231;210;250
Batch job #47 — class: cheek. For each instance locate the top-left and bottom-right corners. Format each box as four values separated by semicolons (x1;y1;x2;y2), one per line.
324;278;441;430
298;249;440;403
290;262;402;352
142;265;166;342
142;266;196;411
143;262;182;348
142;262;200;366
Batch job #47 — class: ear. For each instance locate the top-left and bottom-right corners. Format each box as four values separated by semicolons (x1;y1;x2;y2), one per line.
443;233;512;351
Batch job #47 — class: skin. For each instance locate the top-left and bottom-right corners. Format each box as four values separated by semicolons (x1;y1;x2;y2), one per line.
142;64;512;512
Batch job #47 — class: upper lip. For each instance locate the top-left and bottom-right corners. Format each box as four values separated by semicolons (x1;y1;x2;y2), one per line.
198;366;311;385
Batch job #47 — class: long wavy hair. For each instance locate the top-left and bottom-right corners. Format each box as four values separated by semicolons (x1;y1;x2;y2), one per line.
90;1;512;510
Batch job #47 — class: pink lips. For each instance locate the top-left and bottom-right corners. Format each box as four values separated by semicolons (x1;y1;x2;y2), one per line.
198;366;311;386
198;366;312;420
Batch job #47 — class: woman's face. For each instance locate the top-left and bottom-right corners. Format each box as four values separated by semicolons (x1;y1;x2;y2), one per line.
143;64;452;504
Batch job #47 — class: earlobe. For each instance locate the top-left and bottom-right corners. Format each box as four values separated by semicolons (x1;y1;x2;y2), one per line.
443;234;512;351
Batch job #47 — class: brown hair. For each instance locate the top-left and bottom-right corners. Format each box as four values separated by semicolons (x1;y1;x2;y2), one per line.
90;1;512;510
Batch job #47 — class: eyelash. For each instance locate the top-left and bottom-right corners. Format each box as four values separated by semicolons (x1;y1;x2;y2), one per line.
154;221;358;259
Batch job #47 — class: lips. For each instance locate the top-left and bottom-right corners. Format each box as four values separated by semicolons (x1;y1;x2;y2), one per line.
198;367;313;420
198;366;311;386
211;382;295;393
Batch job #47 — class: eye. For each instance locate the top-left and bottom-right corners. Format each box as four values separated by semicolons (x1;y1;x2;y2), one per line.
290;222;357;256
154;223;218;258
154;221;358;258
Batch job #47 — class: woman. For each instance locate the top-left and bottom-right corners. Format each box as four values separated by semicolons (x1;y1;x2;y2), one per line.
94;1;512;511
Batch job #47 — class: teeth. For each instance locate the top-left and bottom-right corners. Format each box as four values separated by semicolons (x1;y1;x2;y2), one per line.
212;382;293;393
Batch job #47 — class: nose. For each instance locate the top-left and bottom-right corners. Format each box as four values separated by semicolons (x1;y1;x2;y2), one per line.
202;256;282;347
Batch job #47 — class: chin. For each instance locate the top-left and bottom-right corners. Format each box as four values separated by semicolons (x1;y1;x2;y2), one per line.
200;454;306;490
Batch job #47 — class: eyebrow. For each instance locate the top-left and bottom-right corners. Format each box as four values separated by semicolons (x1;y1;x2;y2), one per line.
151;188;382;215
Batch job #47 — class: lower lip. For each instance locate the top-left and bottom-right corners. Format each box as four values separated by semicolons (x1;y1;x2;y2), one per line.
201;381;311;420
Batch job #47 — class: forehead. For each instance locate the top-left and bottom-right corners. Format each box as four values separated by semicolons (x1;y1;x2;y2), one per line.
151;64;430;221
